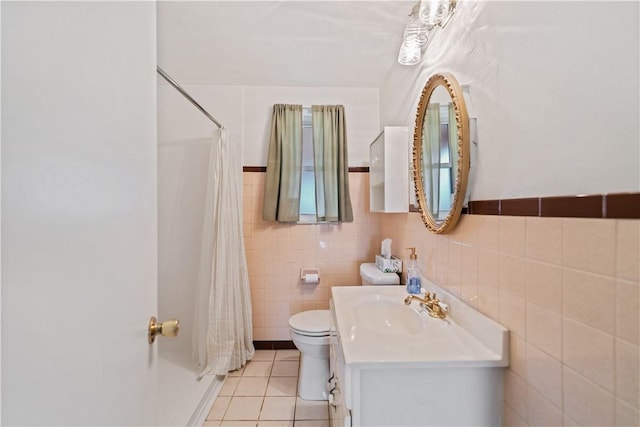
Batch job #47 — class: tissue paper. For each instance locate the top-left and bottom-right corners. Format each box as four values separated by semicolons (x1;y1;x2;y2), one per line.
300;268;320;284
381;238;392;259
302;273;319;284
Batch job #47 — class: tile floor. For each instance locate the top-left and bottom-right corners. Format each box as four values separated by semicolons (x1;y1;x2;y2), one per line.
203;349;330;427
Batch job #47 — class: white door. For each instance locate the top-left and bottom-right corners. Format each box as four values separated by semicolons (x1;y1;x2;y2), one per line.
1;2;159;425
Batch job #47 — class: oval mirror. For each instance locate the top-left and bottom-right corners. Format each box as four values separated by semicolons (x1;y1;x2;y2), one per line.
413;73;470;234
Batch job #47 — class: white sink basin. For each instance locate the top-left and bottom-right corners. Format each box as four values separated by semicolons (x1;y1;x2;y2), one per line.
353;294;424;336
331;285;508;368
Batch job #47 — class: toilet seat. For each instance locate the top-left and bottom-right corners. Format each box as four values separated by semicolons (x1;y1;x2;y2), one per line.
289;310;330;337
290;327;329;337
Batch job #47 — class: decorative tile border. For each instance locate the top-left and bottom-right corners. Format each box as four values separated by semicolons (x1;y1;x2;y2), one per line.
467;199;500;215
605;193;640;218
253;340;297;350
348;167;370;173
468;193;640;219
244;166;266;173
243;166;370;173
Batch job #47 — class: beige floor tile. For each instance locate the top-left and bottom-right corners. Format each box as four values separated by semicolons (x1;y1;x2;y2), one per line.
259;396;297;420
208;396;232;421
229;366;245;377
235;377;269;396
203;421;220;427
253;350;276;361
244;361;274;377
258;421;294;427
220;422;258;427
275;350;300;361
294;421;330;427
220;377;241;396
267;377;298;396
271;361;299;377
225;396;264;421
294;398;329;420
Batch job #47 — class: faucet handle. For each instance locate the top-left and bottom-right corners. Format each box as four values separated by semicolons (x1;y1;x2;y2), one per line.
438;301;450;312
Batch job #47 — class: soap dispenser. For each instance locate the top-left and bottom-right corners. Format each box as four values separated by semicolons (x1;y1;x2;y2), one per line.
406;247;422;295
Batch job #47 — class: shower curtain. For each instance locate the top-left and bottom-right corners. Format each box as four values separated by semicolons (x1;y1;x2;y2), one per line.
193;127;255;377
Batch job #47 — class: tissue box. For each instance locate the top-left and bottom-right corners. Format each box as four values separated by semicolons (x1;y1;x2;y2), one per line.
375;255;403;273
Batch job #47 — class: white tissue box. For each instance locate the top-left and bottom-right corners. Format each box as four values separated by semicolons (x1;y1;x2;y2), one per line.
375;255;403;273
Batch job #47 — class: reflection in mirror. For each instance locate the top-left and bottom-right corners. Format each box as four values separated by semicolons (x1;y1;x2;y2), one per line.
421;86;458;221
413;73;469;234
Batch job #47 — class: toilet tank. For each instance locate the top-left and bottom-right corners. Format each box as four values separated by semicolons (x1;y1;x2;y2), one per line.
359;263;400;286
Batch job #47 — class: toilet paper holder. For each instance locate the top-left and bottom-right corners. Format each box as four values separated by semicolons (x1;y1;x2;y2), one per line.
300;268;320;284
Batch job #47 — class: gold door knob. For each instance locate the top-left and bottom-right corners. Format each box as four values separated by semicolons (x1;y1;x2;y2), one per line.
148;316;179;344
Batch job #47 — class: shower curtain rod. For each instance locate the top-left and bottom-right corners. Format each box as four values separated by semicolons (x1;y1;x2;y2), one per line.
157;66;223;128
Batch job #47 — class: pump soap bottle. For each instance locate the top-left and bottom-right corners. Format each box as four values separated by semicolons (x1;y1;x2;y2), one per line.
406;247;422;295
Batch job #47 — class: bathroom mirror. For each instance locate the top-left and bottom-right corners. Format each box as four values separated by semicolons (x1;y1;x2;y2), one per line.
413;73;469;234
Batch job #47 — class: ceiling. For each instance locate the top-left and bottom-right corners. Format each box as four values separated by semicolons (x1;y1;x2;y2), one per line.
157;1;413;88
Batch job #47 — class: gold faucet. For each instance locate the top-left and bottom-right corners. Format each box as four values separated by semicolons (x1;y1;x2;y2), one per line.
404;292;448;319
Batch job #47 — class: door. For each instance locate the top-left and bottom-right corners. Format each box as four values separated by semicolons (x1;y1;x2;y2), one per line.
1;2;158;425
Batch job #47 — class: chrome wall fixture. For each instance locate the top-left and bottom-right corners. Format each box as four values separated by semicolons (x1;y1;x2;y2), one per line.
398;0;457;66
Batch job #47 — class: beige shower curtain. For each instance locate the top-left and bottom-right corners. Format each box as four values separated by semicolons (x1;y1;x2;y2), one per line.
193;127;254;377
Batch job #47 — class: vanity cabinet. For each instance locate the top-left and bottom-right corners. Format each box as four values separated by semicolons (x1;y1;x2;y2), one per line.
328;286;508;427
369;126;409;213
328;309;350;427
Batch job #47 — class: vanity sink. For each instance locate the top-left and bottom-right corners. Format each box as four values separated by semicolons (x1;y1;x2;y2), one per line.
329;284;509;426
352;294;424;336
332;285;507;367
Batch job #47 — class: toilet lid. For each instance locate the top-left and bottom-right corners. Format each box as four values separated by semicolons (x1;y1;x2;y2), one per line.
289;310;330;334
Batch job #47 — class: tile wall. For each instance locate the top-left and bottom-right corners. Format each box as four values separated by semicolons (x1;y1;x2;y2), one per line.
243;170;639;426
242;172;383;340
380;213;639;427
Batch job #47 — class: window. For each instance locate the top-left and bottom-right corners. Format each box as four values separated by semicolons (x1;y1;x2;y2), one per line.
263;104;353;223
299;107;318;223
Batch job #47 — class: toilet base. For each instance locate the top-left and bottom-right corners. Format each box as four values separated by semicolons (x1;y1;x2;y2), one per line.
297;353;329;401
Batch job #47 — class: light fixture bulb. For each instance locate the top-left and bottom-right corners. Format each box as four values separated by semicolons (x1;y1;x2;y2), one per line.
419;0;450;26
398;42;421;66
404;13;429;46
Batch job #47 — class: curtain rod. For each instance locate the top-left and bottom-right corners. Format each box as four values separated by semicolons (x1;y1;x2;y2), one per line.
156;66;223;129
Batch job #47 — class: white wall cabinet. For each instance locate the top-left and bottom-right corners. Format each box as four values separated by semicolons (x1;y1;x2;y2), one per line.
369;126;409;213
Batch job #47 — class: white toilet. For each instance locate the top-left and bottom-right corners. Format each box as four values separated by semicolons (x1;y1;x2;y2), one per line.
358;262;402;287
289;263;400;400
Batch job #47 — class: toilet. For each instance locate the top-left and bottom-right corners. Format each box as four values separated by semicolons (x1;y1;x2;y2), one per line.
358;262;402;286
289;263;400;400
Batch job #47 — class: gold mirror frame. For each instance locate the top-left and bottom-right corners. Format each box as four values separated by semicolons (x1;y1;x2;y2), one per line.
413;73;470;234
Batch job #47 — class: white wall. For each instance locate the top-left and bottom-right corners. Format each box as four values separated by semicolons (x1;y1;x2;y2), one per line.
159;83;381;166
0;1;3;421
381;1;639;200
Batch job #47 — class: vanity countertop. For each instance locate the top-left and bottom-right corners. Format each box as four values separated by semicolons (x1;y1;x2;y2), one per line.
331;284;509;369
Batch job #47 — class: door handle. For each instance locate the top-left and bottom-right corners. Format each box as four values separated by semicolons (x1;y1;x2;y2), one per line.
148;316;179;344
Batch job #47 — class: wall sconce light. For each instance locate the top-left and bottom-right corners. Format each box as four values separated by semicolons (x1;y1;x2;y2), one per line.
397;0;457;66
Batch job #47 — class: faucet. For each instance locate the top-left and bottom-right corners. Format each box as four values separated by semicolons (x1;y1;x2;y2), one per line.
404;291;449;319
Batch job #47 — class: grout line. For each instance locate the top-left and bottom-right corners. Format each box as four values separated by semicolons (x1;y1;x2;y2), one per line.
212;350;329;426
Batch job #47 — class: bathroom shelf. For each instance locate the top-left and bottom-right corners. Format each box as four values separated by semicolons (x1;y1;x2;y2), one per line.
369;126;409;213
